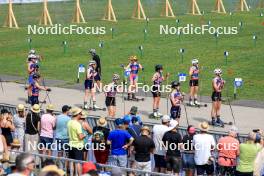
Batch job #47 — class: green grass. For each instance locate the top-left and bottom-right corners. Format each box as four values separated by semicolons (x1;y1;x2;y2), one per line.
0;0;264;101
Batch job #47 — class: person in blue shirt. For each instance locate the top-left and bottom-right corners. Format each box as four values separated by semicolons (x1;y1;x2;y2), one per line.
55;105;71;157
107;118;134;168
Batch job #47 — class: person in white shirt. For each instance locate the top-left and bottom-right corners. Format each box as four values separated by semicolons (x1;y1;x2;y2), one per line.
193;122;216;176
152;115;171;173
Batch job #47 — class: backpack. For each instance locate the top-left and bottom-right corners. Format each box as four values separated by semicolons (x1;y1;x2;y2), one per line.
92;130;105;143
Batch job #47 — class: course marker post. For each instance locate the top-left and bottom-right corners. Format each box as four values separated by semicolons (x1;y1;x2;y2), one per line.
214;32;219;47
138;45;143;59
224;51;229;65
62;41;67;54
99;41;104;57
239;21;243;30
27;38;32;50
143;28;147;41
253;34;257;47
110;28;114;39
176;19;180;28
179;48;185;63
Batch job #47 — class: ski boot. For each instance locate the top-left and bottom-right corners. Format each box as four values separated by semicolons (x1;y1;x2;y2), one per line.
216;117;225;127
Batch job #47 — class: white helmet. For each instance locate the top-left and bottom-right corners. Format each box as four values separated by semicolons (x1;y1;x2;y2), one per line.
89;60;96;66
89;49;96;54
29;49;36;55
28;54;37;59
214;68;222;75
112;74;120;80
192;58;199;65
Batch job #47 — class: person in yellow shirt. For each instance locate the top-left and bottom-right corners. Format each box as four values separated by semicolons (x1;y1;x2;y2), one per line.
67;107;86;176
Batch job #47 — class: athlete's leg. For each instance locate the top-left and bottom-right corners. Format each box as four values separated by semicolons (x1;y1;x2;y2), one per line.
194;86;199;104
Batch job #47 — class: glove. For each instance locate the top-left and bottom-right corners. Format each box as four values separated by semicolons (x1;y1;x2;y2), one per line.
142;67;144;71
46;88;51;92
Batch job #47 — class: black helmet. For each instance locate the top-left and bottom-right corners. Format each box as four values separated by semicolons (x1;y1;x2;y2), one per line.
171;81;180;88
155;64;163;72
33;73;40;79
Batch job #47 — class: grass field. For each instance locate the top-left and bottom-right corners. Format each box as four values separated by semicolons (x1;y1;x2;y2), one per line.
0;0;264;101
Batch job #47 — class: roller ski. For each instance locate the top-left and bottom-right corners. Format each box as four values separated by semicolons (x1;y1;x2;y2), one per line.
208;117;232;127
186;101;207;108
149;111;163;120
88;106;106;111
124;93;144;101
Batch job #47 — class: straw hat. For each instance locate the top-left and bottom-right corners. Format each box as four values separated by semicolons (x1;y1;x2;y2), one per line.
71;107;83;116
11;139;21;147
41;165;65;176
17;104;25;112
80;110;89;119
31;104;40;113
199;121;210;132
97;117;107;127
46;104;55;111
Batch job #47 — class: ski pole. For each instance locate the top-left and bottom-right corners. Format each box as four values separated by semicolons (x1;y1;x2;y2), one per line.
226;69;236;125
182;94;190;126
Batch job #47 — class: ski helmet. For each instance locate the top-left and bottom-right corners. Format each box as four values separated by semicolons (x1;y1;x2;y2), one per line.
192;58;199;65
33;73;40;79
214;68;222;75
112;74;120;80
171;81;180;88
155;64;163;72
89;60;96;66
28;49;36;55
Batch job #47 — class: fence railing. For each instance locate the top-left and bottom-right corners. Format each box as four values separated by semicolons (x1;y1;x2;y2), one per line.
0;103;248;143
9;150;172;176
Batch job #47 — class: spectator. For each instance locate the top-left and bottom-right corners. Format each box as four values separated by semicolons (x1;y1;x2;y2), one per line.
162;120;182;176
0;109;15;148
127;116;142;139
236;132;262;176
217;126;240;176
0;134;8;161
79;111;93;160
254;142;264;176
153;115;171;173
39;104;56;156
55;105;71;157
24;104;40;155
13;104;26;151
133;126;155;174
67;107;86;176
107;118;134;167
182;125;196;176
92;117;110;164
40;164;65;176
8;153;35;176
193;121;215;176
82;162;97;175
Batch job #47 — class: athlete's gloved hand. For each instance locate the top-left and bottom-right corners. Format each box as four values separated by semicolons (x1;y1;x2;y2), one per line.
142;67;144;71
46;88;51;92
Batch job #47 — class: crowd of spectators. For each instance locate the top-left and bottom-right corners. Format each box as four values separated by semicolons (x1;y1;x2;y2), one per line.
0;104;263;176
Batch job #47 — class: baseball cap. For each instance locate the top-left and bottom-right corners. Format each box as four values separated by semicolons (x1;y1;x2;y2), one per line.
168;120;178;130
114;118;124;126
123;115;131;124
82;162;97;174
161;115;171;123
62;105;71;113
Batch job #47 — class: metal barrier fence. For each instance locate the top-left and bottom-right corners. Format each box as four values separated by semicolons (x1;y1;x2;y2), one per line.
0;103;248;143
10;150;172;176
